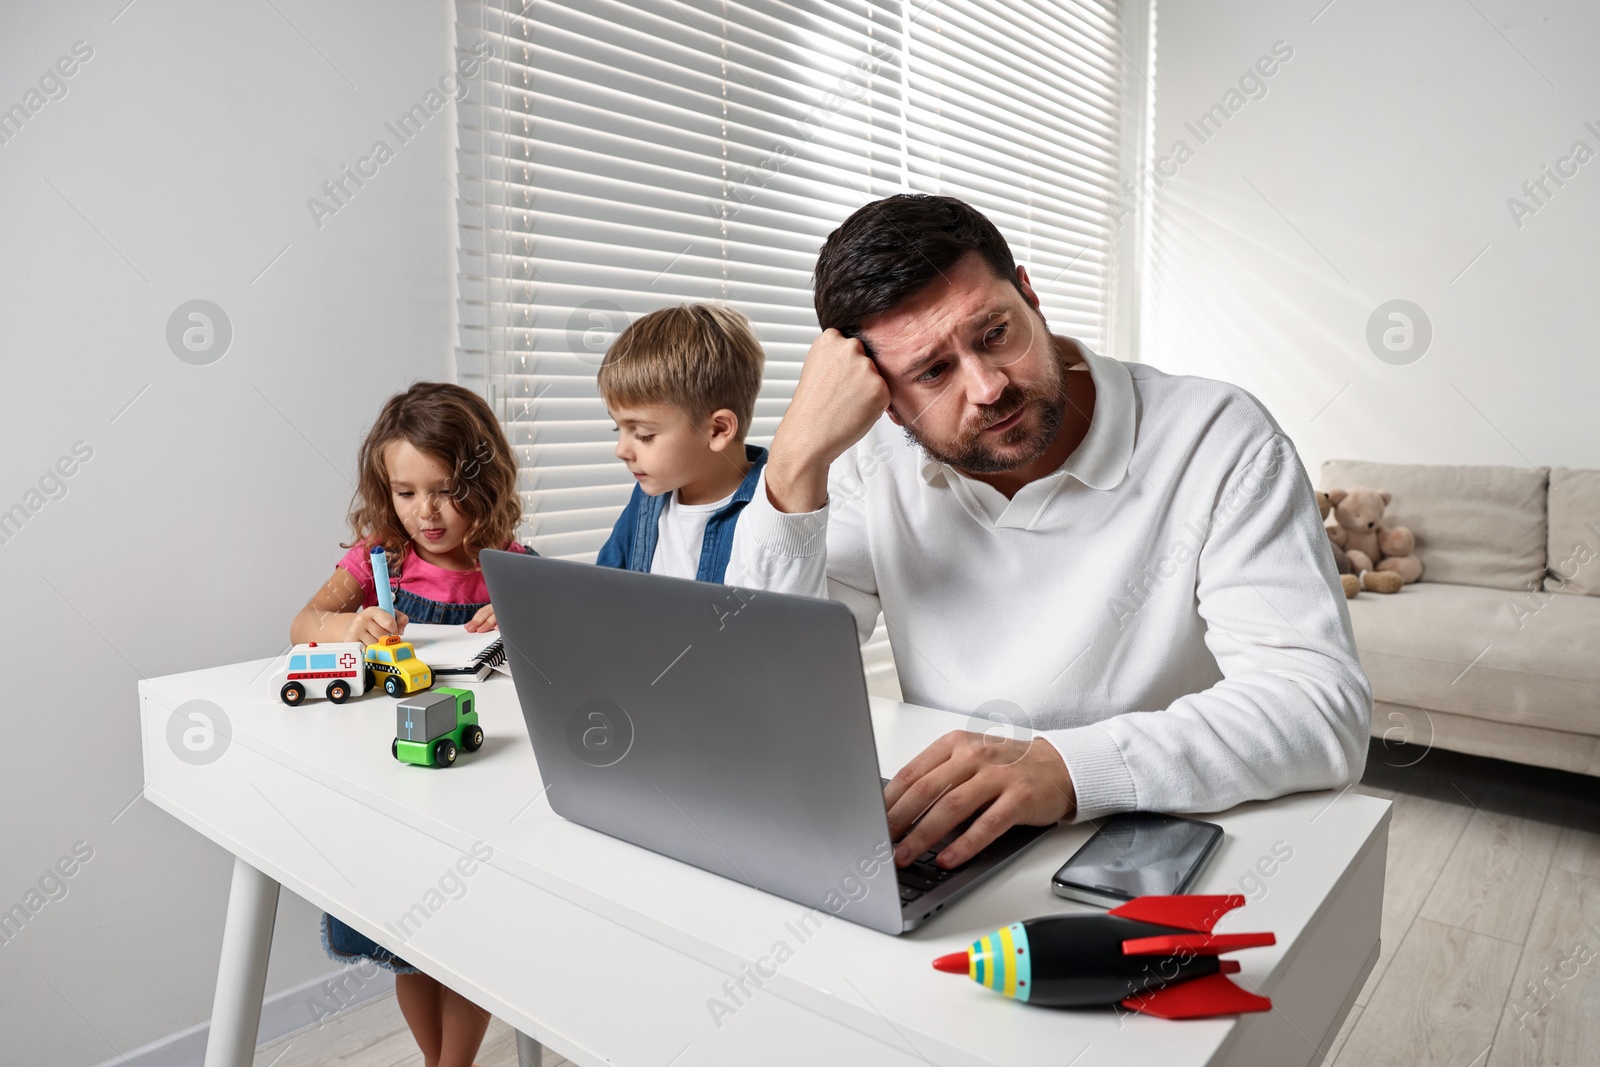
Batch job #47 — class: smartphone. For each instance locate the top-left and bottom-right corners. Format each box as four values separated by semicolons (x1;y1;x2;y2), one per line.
1051;812;1224;908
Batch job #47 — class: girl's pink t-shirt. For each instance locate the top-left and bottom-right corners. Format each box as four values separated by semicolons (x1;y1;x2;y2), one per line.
336;542;527;610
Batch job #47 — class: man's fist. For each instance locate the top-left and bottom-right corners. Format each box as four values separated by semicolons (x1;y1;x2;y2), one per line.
765;329;890;513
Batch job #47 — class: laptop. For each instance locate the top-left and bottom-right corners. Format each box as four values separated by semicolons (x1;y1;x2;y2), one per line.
481;550;1048;934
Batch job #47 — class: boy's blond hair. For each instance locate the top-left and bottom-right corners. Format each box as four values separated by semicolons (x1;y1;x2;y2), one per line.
597;304;765;440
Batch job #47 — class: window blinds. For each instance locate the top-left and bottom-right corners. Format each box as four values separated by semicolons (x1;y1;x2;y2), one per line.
454;1;1125;690
904;1;1124;350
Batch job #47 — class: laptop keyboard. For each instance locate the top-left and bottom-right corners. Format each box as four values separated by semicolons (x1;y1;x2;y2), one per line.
897;848;959;902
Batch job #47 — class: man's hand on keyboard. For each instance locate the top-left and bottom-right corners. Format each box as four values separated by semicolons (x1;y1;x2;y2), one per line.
883;731;1077;869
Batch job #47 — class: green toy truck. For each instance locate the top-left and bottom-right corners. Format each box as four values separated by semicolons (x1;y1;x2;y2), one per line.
392;687;483;768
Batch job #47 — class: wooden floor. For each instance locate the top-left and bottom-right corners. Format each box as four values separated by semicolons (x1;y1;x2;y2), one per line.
252;996;570;1067
255;739;1599;1067
1330;741;1600;1067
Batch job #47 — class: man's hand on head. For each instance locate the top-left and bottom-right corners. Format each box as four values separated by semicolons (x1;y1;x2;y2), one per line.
883;731;1077;869
765;329;890;513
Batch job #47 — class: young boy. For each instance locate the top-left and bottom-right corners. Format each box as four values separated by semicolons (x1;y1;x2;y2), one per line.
595;303;768;582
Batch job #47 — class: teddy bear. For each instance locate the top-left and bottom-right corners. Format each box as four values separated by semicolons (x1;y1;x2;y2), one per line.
1316;491;1402;596
1325;486;1421;591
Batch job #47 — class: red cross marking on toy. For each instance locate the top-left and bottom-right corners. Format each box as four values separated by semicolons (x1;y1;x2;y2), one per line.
340;652;357;668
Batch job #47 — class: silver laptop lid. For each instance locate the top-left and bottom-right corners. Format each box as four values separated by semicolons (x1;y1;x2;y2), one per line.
481;550;904;934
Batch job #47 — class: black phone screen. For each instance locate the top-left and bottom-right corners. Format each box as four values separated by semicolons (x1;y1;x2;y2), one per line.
1052;812;1223;900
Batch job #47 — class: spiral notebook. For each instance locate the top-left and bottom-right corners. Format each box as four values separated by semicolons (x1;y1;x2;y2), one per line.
401;623;505;682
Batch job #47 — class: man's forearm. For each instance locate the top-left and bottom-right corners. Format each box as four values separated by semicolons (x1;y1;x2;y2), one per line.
725;469;832;598
1042;664;1369;822
763;443;831;514
727;461;886;645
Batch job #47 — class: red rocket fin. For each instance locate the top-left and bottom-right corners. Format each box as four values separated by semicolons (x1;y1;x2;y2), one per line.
1122;931;1276;956
1121;972;1272;1019
1108;894;1245;934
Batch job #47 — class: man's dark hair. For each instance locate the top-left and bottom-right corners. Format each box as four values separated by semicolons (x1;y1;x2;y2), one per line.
813;194;1021;335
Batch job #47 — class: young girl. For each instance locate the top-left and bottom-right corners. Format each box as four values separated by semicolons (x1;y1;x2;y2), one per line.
291;381;526;1067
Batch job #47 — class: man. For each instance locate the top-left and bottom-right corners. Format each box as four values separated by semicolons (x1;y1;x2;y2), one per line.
726;194;1370;872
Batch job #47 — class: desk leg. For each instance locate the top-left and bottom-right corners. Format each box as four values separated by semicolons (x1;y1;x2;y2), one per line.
203;856;281;1067
515;1030;543;1067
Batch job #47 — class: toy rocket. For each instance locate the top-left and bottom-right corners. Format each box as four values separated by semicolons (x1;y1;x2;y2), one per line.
931;895;1275;1018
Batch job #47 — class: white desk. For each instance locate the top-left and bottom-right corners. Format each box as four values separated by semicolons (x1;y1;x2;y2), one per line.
139;662;1388;1067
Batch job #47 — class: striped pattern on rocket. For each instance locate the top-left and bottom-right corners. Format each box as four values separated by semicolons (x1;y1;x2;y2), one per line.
931;894;1276;1019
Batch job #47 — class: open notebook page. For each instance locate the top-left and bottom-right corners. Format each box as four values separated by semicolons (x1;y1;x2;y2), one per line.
400;622;502;670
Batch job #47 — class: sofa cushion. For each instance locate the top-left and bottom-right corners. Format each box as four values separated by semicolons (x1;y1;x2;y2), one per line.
1321;460;1547;592
1346;581;1600;737
1544;467;1600;596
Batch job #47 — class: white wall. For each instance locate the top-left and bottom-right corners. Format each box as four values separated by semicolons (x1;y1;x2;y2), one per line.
1143;0;1600;478
0;1;459;1062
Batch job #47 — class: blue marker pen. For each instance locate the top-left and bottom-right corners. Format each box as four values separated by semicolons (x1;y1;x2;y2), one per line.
370;545;396;621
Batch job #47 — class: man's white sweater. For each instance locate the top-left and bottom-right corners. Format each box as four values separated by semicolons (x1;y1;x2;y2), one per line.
726;350;1371;821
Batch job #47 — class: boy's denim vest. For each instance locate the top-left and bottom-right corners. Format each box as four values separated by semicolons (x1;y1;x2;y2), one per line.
595;445;768;584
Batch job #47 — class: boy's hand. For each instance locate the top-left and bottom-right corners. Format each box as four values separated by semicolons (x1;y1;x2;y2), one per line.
464;604;497;633
347;607;408;644
766;330;890;513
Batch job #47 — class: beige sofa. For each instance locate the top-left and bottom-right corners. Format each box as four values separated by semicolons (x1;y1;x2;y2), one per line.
1320;460;1600;776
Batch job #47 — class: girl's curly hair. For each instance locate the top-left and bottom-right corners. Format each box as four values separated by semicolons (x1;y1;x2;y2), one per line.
346;382;522;571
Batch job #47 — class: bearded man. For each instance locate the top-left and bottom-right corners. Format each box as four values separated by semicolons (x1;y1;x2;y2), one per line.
726;194;1371;871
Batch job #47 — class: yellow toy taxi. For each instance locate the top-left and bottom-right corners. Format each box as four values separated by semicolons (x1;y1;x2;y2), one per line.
364;635;432;697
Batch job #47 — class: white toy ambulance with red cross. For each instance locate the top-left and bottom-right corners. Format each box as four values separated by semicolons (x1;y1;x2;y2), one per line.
269;642;370;705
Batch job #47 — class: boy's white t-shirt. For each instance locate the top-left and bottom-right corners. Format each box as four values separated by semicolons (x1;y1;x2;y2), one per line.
650;488;736;580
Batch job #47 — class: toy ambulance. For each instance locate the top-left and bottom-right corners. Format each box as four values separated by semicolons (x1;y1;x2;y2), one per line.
392;687;482;767
365;635;432;697
270;642;370;705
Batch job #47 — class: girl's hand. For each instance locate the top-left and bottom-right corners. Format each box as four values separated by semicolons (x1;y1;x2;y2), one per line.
464;604;497;633
348;606;409;644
